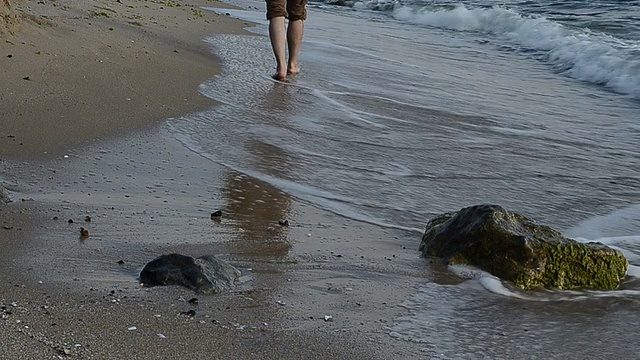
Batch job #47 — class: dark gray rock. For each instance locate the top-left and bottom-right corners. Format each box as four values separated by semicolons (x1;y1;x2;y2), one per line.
140;253;241;294
0;184;10;204
419;204;628;290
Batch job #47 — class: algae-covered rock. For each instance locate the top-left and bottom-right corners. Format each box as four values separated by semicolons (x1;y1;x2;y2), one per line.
140;253;241;294
419;204;628;290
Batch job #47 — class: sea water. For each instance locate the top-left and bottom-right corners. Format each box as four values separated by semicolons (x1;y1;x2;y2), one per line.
167;0;640;357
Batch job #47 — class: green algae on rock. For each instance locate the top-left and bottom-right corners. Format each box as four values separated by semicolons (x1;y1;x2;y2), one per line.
419;204;628;290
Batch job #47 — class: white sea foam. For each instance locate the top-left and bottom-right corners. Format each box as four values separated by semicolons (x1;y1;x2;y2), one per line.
627;265;640;278
566;204;640;240
448;264;487;279
450;260;640;301
477;274;640;301
478;276;527;299
392;4;640;98
448;264;526;299
565;205;640;264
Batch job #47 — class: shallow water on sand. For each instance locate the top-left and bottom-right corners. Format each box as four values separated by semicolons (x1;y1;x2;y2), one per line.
177;5;639;232
169;2;640;357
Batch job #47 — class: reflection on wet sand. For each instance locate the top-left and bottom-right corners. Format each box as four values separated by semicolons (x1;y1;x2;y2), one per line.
223;171;291;259
223;82;297;261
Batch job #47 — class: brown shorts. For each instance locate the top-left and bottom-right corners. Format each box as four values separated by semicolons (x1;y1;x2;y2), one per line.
266;0;307;21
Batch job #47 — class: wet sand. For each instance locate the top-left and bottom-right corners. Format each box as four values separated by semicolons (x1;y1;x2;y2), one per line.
0;126;431;359
0;0;430;358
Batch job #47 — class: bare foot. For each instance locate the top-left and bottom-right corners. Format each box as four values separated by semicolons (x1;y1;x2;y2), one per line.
272;71;287;82
287;63;300;75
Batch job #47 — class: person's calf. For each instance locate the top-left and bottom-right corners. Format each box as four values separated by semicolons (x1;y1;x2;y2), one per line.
286;20;304;76
269;17;288;81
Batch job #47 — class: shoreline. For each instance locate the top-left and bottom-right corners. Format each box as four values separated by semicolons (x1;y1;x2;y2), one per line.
0;122;429;359
0;1;430;358
0;128;430;359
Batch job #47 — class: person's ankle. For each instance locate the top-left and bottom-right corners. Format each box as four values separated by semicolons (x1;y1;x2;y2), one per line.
273;69;287;81
287;62;300;74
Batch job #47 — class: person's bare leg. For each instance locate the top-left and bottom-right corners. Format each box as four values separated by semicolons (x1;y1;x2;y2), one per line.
287;19;304;75
269;16;287;81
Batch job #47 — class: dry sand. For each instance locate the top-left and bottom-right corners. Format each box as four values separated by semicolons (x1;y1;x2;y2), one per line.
0;0;250;159
0;0;433;358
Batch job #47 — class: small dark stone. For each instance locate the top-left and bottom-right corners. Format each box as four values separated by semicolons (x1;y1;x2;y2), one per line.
181;309;196;317
52;216;58;220
7;54;13;58
117;260;125;265
278;219;289;227
85;216;91;222
68;219;74;223
210;210;223;219
139;253;240;294
188;297;199;304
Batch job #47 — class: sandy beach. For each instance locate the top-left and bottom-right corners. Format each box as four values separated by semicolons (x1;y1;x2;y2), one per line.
1;0;250;159
1;0;429;358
